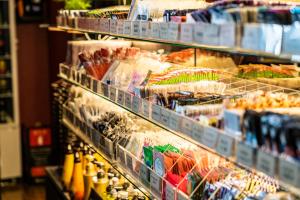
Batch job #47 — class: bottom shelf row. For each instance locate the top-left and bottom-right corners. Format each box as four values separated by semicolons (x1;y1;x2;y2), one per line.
61;92;297;200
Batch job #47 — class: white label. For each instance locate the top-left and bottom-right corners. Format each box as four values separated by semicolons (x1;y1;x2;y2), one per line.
202;23;219;46
151;22;160;38
169;112;180;131
257;150;276;177
279;158;299;186
110;19;117;33
109;86;117;102
241;24;262;51
224;110;242;135
168;23;179;41
117;20;124;34
97;81;102;95
131;21;140;36
142;100;150;118
126;153;133;171
117;90;125;105
132;96;141;113
192;123;204;143
92;79;98;92
219;23;235;47
194;23;204;44
123;20;132;35
160;109;170;127
100;18;110;32
140;21;149;38
105;138;114;156
236;142;255;168
152;104;161;122
101;83;109;97
125;92;132;109
181;117;193;137
139;163;150;186
180;23;193;43
150;171;162;194
165;182;176;200
177;191;189;200
202;127;219;148
159;22;169;40
118;146;126;165
216;134;234;157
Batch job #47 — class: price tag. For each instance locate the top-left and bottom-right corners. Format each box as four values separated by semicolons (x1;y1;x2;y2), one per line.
152;104;161;122
153;151;165;177
85;76;92;89
80;74;86;86
150;171;162;195
169;111;180;131
93;129;100;148
177;191;189;200
180;23;193;43
224;109;242;136
124;92;132;109
99;135;105;150
100;18;110;32
92;79;98;93
216;134;234;157
219;23;235;47
150;22;160;38
159;22;169;40
123;20;132;35
142;100;150;118
117;90;125;105
160;108;170;127
257;150;277;177
101;83;109;97
126;153;133;171
192;123;204;143
104;138;114;157
140;21;149;38
241;24;262;51
94;18;101;31
202;23;219;46
236;142;255;168
168;23;179;41
132;96;141;113
131;21;140;37
180;117;193;137
71;69;76;81
165;182;176;200
110;19;117;33
117;20;124;34
118;146;126;166
201;127;219;149
97;81;102;95
279;158;299;186
109;86;117;102
139;163;150;186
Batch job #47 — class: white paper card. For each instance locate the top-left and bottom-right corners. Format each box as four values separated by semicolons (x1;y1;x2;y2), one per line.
219;23;235;47
169;111;181;131
202;127;219;148
131;21;140;36
150;171;162;194
142;100;150;118
117;20;124;34
109;86;117;102
279;158;299;186
192;123;204;143
126;153;133;171
180;23;193;43
160;108;170;127
257;150;276;177
151;22;160;38
118;146;126;165
168;23;180;41
117;90;125;105
125;92;132;109
202;23;219;45
139;163;150;186
152;104;161;122
124;20;132;35
216;134;234;157
181;117;193;137
236;142;255;168
100;18;110;32
165;182;176;200
110;19;117;33
159;22;169;40
132;96;141;113
140;21;149;38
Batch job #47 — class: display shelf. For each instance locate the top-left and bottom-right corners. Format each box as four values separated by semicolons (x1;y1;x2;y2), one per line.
62;116;154;199
58;71;300;197
50;26;297;63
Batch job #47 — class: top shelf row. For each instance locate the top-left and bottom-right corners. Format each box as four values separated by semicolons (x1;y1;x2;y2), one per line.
54;16;300;63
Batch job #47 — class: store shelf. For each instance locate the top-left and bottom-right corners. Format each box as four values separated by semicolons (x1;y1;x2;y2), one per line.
58;72;300;197
50;26;297;63
62;117;155;199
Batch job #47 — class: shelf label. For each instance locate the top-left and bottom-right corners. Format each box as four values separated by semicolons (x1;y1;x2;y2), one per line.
168;23;179;41
85;76;92;89
216;134;234;157
117;90;125;105
257;150;276;177
279;158;299;186
152;104;161;122
93;129;100;148
177;191;189;200
150;22;160;38
71;69;76;81
159;22;169;40
202;23;219;46
118;146;126;166
139;163;150;186
100;18;110;32
236;142;255;168
104;137;114;157
140;21;149;38
165;182;176;200
117;20;124;34
153;151;165;177
124;92;132;109
169;111;180;131
180;23;193;43
224;109;242;136
202;127;219;149
80;73;86;86
194;23;204;44
180;117;193;137
126;153;133;171
219;23;235;47
110;19;117;33
132;96;141;113
101;83;109;97
192;123;204;143
109;86;117;102
123;20;132;35
99;135;105;150
131;21;140;37
142;100;150;118
161;108;170;127
150;171;162;195
92;79;98;93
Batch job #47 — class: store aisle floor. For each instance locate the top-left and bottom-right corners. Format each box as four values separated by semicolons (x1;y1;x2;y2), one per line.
1;184;45;200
